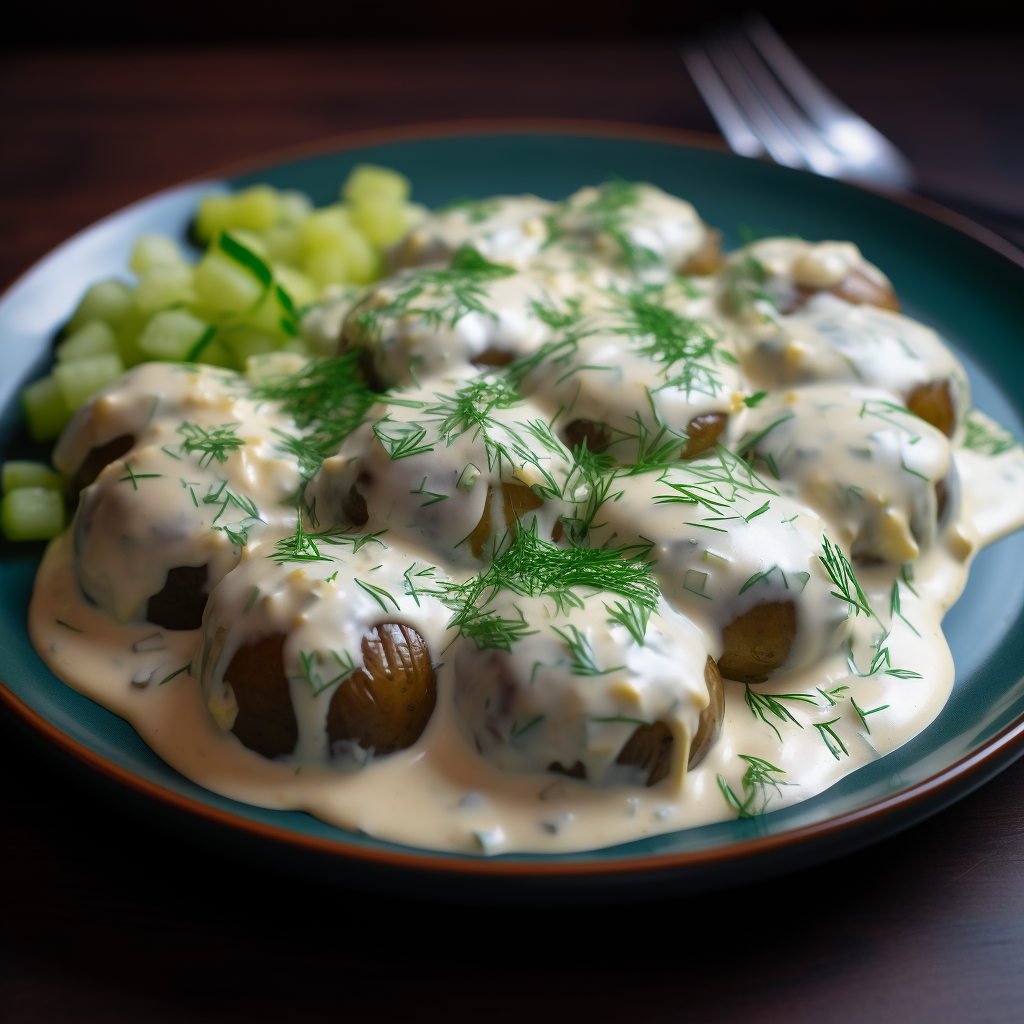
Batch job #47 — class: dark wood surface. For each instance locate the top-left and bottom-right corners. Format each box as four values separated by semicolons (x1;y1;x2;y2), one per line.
2;39;1024;1023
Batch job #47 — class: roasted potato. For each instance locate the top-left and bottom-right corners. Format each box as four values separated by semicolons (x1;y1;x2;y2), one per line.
146;563;209;631
680;227;726;276
327;622;437;754
907;380;956;438
224;633;298;758
73;433;135;492
719;601;797;683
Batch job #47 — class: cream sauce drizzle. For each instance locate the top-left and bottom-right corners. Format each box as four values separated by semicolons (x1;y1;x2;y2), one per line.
28;185;1024;855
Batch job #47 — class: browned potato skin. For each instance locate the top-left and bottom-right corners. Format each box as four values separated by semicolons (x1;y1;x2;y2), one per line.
146;563;209;631
74;433;135;492
614;655;725;786
473;346;514;369
688;656;725;768
785;269;901;316
719;601;796;683
563;419;612;454
225;633;298;758
327;622;437;755
680;413;727;459
680;228;726;276
907;380;956;438
467;482;544;558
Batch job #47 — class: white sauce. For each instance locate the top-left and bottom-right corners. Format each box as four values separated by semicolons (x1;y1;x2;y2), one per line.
28;183;1024;855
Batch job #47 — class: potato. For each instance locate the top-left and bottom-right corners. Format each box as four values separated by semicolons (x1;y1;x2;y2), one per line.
224;633;298;758
146;563;209;631
327;622;437;755
832;268;901;312
615;655;724;785
688;656;725;768
467;482;544;558
907;379;955;438
73;433;135;492
719;600;796;683
563;419;612;454
680;227;726;276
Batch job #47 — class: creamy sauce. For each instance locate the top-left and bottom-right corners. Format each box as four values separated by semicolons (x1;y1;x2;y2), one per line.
29;182;1024;855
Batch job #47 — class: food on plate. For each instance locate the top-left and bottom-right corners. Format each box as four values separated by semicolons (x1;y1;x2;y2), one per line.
16;171;1024;855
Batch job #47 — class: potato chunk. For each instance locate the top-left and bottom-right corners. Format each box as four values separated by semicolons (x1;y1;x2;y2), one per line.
146;564;209;631
73;433;135;492
907;379;956;438
327;622;436;755
719;601;797;683
225;633;298;759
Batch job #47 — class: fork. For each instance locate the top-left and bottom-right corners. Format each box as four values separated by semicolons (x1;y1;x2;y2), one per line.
681;14;1024;245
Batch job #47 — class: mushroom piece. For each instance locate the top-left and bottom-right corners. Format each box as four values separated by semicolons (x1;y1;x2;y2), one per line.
719;601;797;684
907;380;956;438
224;633;298;759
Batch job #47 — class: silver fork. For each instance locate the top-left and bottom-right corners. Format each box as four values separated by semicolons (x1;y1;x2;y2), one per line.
682;13;916;191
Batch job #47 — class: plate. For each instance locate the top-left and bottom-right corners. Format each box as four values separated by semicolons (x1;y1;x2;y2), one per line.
4;120;1024;904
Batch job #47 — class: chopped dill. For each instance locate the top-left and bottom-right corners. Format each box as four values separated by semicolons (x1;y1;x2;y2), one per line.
717;755;788;818
744;686;818;741
300;648;356;696
353;244;515;337
159;663;191;685
576;180;660;272
510;714;545;741
819;536;874;618
851;697;890;734
814;718;849;760
176;421;245;468
551;624;624;676
118;463;161;490
269;518;335;563
355;578;401;612
604;598;651;646
963;409;1018;456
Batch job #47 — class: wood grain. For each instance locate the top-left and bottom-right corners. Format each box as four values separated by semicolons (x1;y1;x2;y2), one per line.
2;39;1024;1023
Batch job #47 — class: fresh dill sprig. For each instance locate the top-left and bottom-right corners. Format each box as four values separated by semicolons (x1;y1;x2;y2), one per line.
851;697;890;735
176;421;245;468
814;718;850;760
889;579;921;636
270;518;335;563
819;536;874;618
611;289;733;398
576;180;660;272
253;351;379;476
717;755;788;818
440;522;659;652
118;463;161;490
720;255;777;314
963;409;1019;456
743;686;818;741
550;624;624;676
300;648;356;696
604;598;651;646
353;244;515;337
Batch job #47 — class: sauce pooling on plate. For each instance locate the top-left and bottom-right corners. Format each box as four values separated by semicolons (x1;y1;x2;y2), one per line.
29;181;1024;854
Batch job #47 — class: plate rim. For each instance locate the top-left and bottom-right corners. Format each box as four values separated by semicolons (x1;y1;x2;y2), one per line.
3;117;1024;881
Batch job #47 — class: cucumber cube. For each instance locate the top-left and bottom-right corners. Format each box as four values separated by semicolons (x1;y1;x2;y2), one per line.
67;279;135;333
195;194;236;243
22;375;71;442
2;461;62;494
130;234;185;274
194;252;264;313
137;309;210;361
52;353;125;411
342;164;410;206
135;263;195;314
351;199;415;247
1;487;65;541
56;320;117;362
231;186;281;231
277;190;313;225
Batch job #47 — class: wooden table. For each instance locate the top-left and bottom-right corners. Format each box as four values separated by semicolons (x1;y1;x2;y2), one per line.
3;40;1024;1023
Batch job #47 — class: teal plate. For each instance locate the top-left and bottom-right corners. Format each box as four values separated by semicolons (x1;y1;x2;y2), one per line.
4;121;1024;904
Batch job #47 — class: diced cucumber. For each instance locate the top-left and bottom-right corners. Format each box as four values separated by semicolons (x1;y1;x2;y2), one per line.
223;329;278;365
56;320;117;362
273;265;317;308
130;234;185;274
115;305;150;368
245;351;310;384
67;279;135;333
351;200;415;247
135;263;195;314
2;461;62;494
193;252;264;313
1;487;65;541
264;224;302;265
52;353;125;411
301;208;379;285
137;309;210;361
304;248;348;288
195;194;236;243
342;164;410;206
22;376;71;442
231;186;281;231
277;190;313;225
